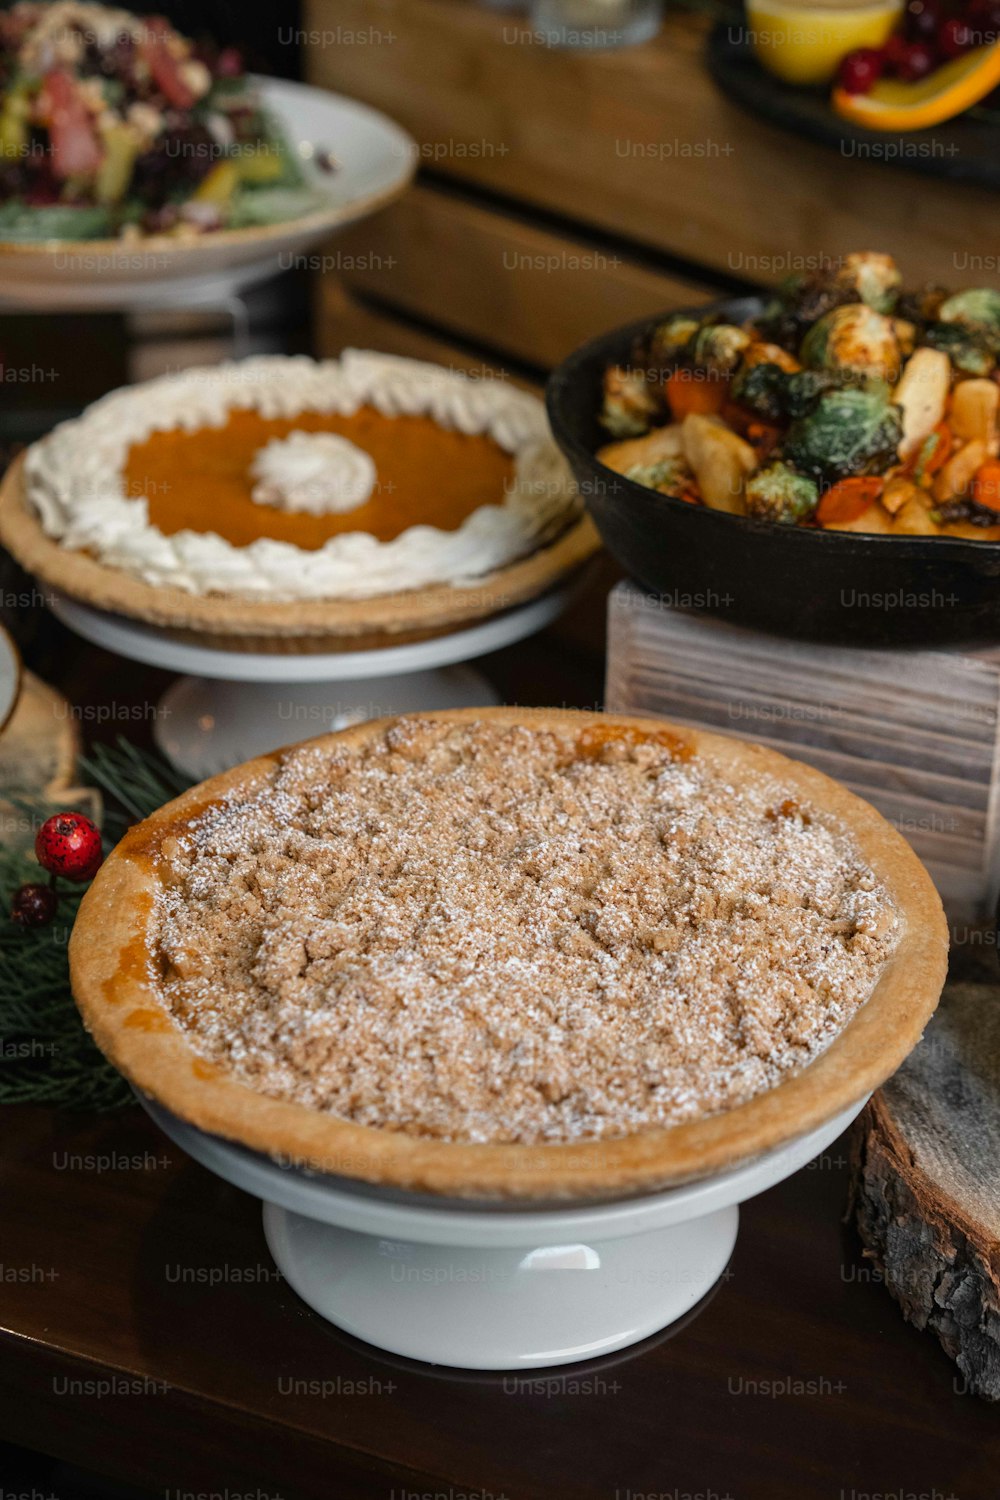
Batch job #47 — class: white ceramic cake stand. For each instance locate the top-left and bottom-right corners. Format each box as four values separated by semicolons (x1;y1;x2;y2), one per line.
139;1092;866;1370
50;586;574;778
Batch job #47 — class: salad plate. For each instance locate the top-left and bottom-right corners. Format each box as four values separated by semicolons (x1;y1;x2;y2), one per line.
0;75;416;310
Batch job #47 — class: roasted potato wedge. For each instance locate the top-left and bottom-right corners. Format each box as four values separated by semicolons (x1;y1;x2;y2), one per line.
880;474;921;515
597;424;685;474
822;503;894;535
892;491;940;536
933;438;988;503
893;348;951;460
949;378;1000;452
680;413;756;515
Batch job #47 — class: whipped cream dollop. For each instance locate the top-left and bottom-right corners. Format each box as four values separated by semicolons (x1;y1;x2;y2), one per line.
26;350;578;602
249;431;377;515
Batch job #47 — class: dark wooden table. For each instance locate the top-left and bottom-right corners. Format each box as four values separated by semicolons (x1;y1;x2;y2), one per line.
2;613;999;1500
4;0;1000;1477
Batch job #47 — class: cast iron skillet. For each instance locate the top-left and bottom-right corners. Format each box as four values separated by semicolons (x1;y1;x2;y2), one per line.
546;295;1000;646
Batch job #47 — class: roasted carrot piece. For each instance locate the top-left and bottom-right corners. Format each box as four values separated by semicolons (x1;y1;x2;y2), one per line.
815;476;884;525
665;369;728;421
906;421;953;482
973;459;1000;511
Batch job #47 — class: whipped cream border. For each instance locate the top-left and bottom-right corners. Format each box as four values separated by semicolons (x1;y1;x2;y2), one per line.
25;350;579;601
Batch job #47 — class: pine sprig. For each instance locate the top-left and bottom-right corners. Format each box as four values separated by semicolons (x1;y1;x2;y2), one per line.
80;738;189;840
1;738;192;1111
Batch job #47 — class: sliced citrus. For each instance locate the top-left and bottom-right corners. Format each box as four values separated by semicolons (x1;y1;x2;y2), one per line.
833;42;1000;130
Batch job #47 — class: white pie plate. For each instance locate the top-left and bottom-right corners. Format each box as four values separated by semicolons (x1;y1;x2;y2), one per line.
139;1090;868;1370
0;76;416;312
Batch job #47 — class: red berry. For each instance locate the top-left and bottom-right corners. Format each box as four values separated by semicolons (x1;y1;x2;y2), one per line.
967;0;1000;31
838;47;885;93
882;31;909;71
11;883;59;927
34;812;103;883
964;0;1000;44
904;0;941;41
898;38;937;78
938;16;973;54
215;46;244;78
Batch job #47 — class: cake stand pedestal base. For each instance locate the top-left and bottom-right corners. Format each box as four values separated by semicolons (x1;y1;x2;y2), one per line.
156;666;498;777
50;585;574;778
140;1094;866;1371
262;1200;738;1369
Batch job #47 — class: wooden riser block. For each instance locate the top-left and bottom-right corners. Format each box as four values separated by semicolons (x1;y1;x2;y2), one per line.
606;581;1000;924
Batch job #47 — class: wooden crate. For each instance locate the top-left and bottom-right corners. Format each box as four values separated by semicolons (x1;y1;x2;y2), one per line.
607;580;1000;925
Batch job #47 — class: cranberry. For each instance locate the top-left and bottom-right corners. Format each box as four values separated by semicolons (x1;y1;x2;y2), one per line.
904;0;942;41
882;31;910;71
938;15;973;54
898;38;938;78
215;46;244;78
10;883;59;927
34;811;103;883
965;0;1000;43
838;47;885;92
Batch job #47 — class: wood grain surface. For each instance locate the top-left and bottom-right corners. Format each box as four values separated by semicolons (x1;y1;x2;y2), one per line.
304;0;998;288
852;980;1000;1400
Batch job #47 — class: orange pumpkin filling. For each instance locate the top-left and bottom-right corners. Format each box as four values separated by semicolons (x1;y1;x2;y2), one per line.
125;406;516;551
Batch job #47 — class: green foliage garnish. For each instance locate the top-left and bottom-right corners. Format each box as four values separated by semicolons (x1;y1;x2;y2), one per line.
0;740;190;1110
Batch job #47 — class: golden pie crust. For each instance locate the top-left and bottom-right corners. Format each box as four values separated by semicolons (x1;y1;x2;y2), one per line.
69;707;948;1202
0;452;599;651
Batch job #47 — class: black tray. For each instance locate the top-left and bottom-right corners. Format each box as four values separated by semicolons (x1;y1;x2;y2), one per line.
707;22;1000;191
546;296;1000;647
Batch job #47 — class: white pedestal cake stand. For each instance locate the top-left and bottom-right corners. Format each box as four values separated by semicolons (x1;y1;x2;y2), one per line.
140;1092;866;1370
50;586;574;778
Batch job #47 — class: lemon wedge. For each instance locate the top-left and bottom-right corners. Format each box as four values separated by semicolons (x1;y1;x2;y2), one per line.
833;43;1000;129
748;0;902;86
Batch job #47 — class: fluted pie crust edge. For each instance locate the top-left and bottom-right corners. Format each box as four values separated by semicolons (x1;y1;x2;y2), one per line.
0;453;600;651
69;707;948;1202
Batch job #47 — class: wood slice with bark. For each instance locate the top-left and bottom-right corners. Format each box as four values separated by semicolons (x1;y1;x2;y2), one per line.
850;976;1000;1399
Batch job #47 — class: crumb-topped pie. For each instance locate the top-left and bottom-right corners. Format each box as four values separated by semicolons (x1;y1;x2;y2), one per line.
0;352;595;647
70;708;947;1200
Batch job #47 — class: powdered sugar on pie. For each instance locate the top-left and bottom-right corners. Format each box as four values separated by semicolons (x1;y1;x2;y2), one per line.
149;718;900;1147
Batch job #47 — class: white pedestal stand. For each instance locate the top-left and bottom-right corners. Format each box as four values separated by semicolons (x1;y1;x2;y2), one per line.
51;587;574;778
140;1093;866;1371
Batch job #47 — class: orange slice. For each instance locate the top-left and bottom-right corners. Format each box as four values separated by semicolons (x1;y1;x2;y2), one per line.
833;43;1000;130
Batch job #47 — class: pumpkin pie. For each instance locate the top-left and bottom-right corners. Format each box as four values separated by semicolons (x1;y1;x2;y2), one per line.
69;707;948;1201
0;351;595;648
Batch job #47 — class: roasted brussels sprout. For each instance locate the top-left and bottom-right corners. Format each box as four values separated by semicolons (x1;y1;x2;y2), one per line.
938;288;1000;341
896;283;948;325
689;323;751;375
782;387;903;485
931;496;1000;528
922;321;996;378
624;457;694;496
599;364;664;437
730;361;787;423
799;304;902;381
783;369;843;417
744;461;819;524
754;252;901;348
642;314;701;369
731;362;839;423
839;252;902;314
